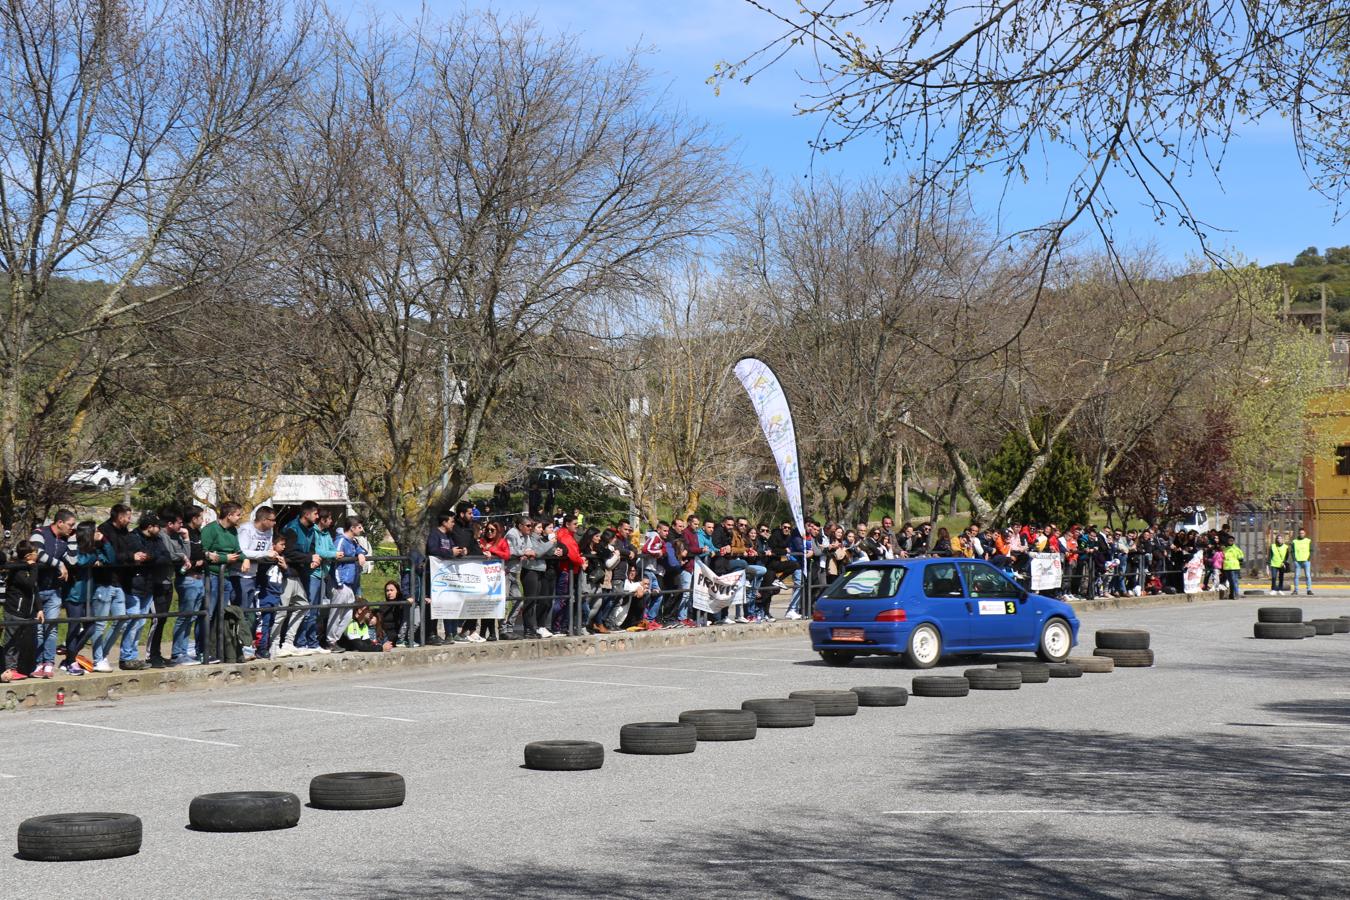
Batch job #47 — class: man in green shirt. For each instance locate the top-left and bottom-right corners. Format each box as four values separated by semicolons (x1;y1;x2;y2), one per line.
201;501;244;662
1290;527;1313;596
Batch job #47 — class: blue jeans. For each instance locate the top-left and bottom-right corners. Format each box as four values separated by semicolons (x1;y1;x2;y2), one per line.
172;577;204;659
36;589;64;665
256;593;281;654
1223;569;1240;598
202;573;239;655
1292;560;1313;593
298;572;325;647
677;570;693;620
63;601;92;661
89;585;126;665
118;592;151;661
644;571;664;620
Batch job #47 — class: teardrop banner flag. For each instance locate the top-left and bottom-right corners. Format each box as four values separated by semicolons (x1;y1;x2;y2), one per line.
734;357;804;536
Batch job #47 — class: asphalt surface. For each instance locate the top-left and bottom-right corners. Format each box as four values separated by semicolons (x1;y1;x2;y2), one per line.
5;593;1350;898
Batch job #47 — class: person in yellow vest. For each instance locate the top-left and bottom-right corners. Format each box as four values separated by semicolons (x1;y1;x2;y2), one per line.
1220;537;1245;599
1267;534;1289;595
1290;527;1314;596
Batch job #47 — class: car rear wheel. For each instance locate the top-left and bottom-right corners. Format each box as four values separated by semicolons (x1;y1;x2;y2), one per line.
818;651;854;667
905;624;942;669
1036;618;1073;662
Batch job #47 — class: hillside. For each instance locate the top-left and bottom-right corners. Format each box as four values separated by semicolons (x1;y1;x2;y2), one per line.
1266;245;1350;331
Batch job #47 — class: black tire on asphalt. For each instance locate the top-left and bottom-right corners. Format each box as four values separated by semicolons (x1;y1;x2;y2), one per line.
740;698;816;727
849;686;909;707
677;709;757;741
1308;619;1337;636
188;792;301;832
17;813;141;862
309;772;406;810
1333;619;1350;634
911;675;970;698
1302;624;1317;637
964;667;1022;690
819;651;855;667
788;689;860;716
1092;647;1155;667
1253;622;1309;640
1066;655;1114;673
1256;607;1303;624
995;661;1051;684
1046;663;1083;678
1094;628;1151;650
523;740;605;771
619;722;699;755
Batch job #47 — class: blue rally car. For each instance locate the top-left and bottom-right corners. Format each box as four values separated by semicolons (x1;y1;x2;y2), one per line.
808;558;1079;668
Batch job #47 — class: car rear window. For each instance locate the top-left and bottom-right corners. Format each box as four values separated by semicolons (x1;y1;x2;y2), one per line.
922;563;963;597
821;566;904;600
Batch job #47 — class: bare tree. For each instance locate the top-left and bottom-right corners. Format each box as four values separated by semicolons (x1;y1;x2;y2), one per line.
0;0;313;527
260;12;727;551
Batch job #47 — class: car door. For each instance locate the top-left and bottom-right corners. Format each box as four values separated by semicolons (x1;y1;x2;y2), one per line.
957;561;1036;647
919;562;971;648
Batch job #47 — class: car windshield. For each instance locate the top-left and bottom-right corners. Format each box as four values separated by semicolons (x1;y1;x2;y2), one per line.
821;566;904;600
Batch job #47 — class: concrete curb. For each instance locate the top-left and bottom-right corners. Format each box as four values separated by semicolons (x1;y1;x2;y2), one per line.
1;620;812;712
1068;589;1222;614
0;590;1233;712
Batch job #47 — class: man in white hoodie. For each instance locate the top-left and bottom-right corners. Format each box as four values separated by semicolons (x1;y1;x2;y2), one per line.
236;506;279;660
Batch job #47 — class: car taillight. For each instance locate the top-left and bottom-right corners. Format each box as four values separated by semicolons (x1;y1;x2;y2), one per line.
811;609;825;621
874;608;906;622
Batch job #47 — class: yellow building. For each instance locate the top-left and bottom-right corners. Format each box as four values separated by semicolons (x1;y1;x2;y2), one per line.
1303;387;1350;575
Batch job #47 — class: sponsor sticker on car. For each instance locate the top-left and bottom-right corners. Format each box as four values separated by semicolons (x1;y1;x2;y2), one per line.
977;600;1013;616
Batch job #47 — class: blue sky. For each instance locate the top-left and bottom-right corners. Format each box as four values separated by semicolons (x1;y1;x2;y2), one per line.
362;1;1344;266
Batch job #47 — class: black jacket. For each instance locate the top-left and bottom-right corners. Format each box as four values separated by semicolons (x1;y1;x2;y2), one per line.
129;530;169;595
97;520;137;589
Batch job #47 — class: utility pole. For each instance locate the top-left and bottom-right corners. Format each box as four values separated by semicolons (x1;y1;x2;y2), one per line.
1321;284;1328;336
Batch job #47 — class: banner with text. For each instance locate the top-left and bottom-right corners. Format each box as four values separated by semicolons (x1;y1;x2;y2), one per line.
692;560;746;614
1029;553;1063;591
429;557;507;619
1183;550;1204;594
735;358;805;537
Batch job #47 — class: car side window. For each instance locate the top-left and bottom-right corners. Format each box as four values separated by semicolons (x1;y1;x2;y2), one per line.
958;562;1020;599
922;563;964;598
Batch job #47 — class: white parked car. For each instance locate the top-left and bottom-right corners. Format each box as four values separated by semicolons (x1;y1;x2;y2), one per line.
67;462;135;491
539;464;632;498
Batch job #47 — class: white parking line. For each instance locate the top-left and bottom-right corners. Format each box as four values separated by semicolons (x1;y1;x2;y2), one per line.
578;663;770;677
481;674;686;689
672;654;810;663
212;700;415;723
881;809;1343;816
707;855;1350;866
34;719;241;748
354;685;555;704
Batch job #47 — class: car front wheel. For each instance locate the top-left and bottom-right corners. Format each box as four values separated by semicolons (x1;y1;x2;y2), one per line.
1036;618;1073;662
905;624;942;669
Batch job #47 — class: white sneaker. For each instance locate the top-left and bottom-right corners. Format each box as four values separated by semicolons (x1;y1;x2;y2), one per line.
93;659;114;673
277;644;297;658
735;616;749;624
772;580;787;589
241;647;256;661
784;610;802;620
313;647;331;654
295;646;317;655
536;627;553;638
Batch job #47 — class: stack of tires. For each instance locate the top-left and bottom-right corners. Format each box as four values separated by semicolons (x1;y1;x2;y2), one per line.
1254;607;1309;639
1092;629;1154;667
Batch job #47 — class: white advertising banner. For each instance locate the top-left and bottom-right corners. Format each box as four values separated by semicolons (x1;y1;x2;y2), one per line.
1029;552;1063;591
734;358;805;537
1183;550;1204;594
429;557;507;619
692;560;746;614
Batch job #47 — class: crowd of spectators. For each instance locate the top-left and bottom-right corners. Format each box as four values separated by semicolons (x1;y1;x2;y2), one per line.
0;497;1316;683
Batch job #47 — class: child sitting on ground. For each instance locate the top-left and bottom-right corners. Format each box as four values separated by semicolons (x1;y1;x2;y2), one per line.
340;601;393;652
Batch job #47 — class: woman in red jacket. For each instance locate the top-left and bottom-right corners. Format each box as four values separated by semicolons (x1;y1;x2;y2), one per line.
552;513;585;633
473;522;510;641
